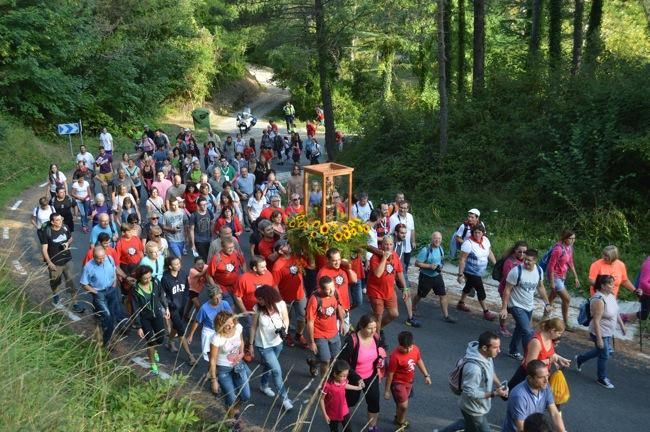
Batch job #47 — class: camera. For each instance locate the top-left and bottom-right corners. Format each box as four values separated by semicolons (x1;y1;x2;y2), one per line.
275;327;287;340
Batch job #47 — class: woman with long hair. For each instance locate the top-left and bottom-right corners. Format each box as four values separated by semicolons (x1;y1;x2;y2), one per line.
46;163;67;200
546;230;580;329
249;285;294;410
214;206;243;238
497;241;528;336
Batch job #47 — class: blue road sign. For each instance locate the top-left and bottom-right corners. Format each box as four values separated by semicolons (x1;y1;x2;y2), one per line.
57;123;80;135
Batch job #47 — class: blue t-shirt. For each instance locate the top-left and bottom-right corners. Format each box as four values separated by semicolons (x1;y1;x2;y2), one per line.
503;380;555;432
90;222;119;247
416;245;444;277
80;256;117;291
195;299;233;330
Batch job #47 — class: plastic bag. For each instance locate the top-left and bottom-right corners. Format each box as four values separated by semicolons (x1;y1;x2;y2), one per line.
549;369;570;404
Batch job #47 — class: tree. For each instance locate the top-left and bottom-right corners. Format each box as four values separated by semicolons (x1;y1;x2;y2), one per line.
472;0;485;97
530;0;544;57
584;0;604;67
314;0;337;159
571;0;584;75
548;0;562;70
457;0;466;96
437;0;449;156
443;0;452;91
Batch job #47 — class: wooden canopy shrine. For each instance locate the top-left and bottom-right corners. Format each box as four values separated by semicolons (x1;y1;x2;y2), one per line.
302;163;354;224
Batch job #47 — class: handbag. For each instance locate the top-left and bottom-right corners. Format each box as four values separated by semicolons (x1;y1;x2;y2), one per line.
549;369;570;404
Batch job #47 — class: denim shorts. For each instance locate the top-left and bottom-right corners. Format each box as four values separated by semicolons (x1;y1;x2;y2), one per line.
315;335;341;363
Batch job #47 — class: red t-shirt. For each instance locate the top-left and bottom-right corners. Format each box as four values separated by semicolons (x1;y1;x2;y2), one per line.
317;266;351;310
367;252;402;299
233;271;275;311
208;251;244;293
259;206;287;222
243;146;255;161
350;255;365;280
322;380;349;421
286;205;305;216
83;246;119;266
315;254;328;271
388;345;421;384
272;256;305;301
115;236;144;266
256;237;277;268
183;191;201;214
305;294;339;339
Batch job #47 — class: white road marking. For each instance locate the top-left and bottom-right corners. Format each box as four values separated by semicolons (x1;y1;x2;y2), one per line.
39;182;49;187
638;353;650;360
131;356;170;379
10;200;23;210
12;260;27;275
2;227;8;240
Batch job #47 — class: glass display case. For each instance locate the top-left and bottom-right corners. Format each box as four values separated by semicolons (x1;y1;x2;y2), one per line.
302;163;354;223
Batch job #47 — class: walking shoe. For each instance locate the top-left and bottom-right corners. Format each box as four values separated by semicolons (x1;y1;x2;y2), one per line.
282;397;294;411
393;417;410;428
498;326;513;337
260;385;276;398
483;310;497;321
72;303;85;314
456;301;471;312
284;333;295;347
154;351;160;362
306;357;319;377
443;315;457;324
296;334;309;349
52;294;62;308
405;317;422;328
509;352;524;361
192;249;199;258
150;362;159;376
574;355;582;372
596;378;615;389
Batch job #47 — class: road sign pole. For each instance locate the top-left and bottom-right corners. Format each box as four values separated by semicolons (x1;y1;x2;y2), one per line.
68;134;74;158
79;119;84;147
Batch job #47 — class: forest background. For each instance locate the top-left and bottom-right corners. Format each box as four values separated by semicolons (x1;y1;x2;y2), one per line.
0;0;649;429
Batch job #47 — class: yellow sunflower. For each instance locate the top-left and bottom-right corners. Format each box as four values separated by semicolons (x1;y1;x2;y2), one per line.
299;221;308;229
333;232;343;242
311;220;321;228
320;224;330;235
310;231;318;239
343;232;352;240
295;214;305;220
360;224;370;233
349;228;358;236
288;220;297;228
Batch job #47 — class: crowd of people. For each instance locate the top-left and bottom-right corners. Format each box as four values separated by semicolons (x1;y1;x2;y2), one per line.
31;119;649;432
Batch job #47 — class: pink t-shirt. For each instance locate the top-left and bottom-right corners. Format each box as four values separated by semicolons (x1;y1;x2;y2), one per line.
547;243;574;279
322;380;349;421
639;256;650;296
355;341;377;379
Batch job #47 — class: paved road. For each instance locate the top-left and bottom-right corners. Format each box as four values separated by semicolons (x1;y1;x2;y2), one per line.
3;71;650;432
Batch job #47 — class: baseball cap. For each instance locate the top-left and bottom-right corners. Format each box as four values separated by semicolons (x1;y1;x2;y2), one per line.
468;208;481;217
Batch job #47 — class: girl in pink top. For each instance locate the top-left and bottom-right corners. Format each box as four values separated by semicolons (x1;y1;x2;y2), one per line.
547;230;580;329
320;360;365;432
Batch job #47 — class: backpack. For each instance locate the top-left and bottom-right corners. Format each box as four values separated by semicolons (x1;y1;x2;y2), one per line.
314;290;345;321
539;244;565;272
577;295;604;326
492;257;506;281
448;357;479;395
35;205;56;228
449;221;485;258
514;264;543;287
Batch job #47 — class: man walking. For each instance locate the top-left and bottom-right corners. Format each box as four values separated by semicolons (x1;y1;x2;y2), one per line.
436;331;509;432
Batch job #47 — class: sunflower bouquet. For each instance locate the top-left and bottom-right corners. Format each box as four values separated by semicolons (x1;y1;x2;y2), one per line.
286;214;370;259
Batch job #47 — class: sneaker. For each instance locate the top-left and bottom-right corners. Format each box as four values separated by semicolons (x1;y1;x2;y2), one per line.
405;318;422;328
456;302;471;312
509;352;524;361
596;378;615;389
192;249;199;258
52;294;61;307
150;362;159;376
443;315;457;324
296;334;309;349
72;303;85;314
307;357;319;377
483;310;497;321
282;397;294;411
260;385;276;398
498;326;513;337
284;333;295;347
154;351;160;362
574;355;582;372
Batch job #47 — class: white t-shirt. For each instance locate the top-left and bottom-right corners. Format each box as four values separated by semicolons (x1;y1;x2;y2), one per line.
48;172;67;193
506;264;543;310
352;201;374;222
76;152;95;169
99;132;113;151
33;205;55;228
210;323;244;367
389;212;415;253
70;180;90;201
366;226;378;261
113;193;136;211
253;301;287;348
247;197;268;221
460;237;492;276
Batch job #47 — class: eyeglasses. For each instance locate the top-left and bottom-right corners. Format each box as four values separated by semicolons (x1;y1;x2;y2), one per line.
332;195;340;199
150;217;159;220
399;207;408;210
292;198;299;201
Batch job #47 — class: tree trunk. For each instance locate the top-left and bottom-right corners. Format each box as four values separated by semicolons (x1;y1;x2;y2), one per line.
382;47;395;102
530;0;544;56
584;0;603;67
443;0;452;91
438;0;449;156
472;0;485;97
314;0;336;160
571;0;584;75
548;0;562;70
457;0;466;96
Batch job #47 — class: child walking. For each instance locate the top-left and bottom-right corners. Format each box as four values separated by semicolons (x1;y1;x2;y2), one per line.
320;359;365;432
384;331;432;429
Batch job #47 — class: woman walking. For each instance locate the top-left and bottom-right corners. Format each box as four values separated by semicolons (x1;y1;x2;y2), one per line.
546;230;580;329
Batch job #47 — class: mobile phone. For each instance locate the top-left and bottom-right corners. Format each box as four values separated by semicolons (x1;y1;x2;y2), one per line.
500;380;508;389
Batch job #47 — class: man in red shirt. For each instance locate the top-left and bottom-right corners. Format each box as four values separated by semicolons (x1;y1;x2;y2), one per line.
272;239;309;347
367;235;407;335
83;232;119;266
317;247;357;334
255;219;280;269
233;255;274;350
207;238;245;307
305;276;343;377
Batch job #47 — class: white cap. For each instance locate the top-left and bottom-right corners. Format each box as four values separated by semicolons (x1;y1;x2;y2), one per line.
468;208;481;217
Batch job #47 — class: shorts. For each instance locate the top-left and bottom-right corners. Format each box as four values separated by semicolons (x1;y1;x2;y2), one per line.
169;309;187;335
390;382;413;404
462;273;487;301
188;290;200;299
288;297;307;322
141;315;166;346
417;273;446;297
368;293;398;318
96;172;113;184
553;277;566;292
314;335;341;363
